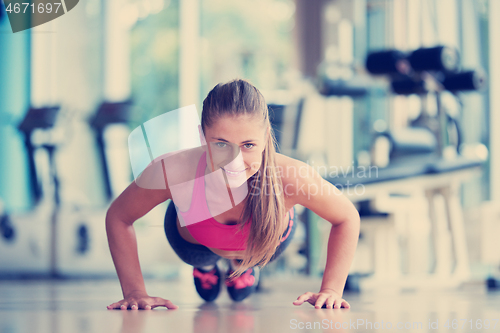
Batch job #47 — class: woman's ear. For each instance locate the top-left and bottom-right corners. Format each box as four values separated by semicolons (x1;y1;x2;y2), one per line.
199;125;207;146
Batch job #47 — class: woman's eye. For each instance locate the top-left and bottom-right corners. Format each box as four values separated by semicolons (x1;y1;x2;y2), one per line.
216;142;227;148
243;144;254;149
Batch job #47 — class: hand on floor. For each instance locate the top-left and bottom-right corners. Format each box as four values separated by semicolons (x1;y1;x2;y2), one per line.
293;289;350;309
107;291;179;310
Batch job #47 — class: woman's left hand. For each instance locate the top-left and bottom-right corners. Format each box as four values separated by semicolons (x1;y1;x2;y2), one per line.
293;289;350;309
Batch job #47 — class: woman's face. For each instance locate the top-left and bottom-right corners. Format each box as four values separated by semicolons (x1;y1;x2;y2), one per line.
202;114;268;183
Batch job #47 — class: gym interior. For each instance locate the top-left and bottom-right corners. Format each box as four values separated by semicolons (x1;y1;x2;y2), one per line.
1;0;500;332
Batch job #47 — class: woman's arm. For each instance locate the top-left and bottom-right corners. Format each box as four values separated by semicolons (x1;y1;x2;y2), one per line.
106;161;177;310
284;159;360;309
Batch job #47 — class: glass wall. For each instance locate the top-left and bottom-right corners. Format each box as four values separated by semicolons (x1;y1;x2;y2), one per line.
199;0;295;97
129;0;180;128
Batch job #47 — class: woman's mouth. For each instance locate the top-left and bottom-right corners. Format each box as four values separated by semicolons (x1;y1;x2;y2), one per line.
221;167;247;177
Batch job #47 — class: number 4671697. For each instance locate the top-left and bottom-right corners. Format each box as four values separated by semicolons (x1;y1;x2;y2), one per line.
5;2;62;14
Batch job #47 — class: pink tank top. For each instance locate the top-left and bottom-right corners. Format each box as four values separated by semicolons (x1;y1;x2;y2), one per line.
177;151;293;251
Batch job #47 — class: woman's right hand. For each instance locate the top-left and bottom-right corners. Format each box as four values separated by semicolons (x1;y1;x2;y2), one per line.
107;291;179;310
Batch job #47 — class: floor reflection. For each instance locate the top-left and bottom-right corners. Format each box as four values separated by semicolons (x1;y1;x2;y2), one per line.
1;278;499;333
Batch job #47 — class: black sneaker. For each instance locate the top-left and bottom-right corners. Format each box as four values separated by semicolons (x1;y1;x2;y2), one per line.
193;265;221;302
225;266;260;302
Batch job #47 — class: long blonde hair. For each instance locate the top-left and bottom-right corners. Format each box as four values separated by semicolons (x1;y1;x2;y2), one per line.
201;79;286;278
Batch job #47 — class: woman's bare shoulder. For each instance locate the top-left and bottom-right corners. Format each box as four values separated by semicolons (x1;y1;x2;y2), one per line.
274;153;313;205
109;148;206;224
275;152;300;163
275;153;310;180
136;147;204;190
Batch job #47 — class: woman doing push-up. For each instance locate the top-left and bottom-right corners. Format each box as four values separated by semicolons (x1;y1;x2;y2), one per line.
106;79;360;310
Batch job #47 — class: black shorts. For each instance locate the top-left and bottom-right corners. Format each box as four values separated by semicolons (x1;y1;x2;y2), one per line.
164;200;297;268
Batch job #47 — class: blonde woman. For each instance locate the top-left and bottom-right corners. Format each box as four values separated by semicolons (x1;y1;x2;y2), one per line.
106;79;360;310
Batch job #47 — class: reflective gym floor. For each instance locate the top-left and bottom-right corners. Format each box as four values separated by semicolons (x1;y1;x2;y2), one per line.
1;276;499;333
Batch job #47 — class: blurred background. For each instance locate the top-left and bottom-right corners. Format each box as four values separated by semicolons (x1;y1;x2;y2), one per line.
0;0;499;292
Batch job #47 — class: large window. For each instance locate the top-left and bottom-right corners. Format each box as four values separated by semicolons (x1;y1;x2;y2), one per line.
199;0;295;96
129;0;180;128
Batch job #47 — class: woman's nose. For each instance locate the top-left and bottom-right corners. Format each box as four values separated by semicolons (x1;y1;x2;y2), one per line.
224;149;245;171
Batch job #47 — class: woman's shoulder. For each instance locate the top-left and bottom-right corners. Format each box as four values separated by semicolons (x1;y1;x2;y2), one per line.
273;154;300;206
163;147;205;183
158;147;203;166
136;147;204;190
274;153;325;204
275;153;313;181
275;152;302;165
